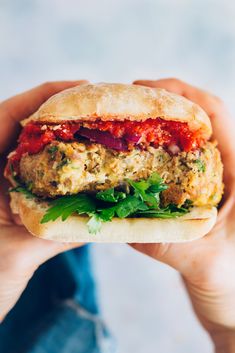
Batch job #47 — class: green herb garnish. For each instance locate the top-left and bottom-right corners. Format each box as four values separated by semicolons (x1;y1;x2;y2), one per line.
134;204;188;218
47;145;58;160
194;158;206;173
12;173;191;234
128;172;167;208
96;188;126;203
87;214;102;234
48;145;58;154
57;157;70;169
41;194;96;223
9;186;35;199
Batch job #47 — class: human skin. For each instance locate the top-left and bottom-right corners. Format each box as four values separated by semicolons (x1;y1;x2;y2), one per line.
0;81;88;322
1;79;235;352
132;79;235;353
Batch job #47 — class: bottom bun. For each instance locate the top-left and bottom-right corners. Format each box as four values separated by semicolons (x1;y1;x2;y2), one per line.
10;192;217;243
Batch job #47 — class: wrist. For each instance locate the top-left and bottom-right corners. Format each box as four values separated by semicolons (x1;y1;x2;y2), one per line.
210;329;235;353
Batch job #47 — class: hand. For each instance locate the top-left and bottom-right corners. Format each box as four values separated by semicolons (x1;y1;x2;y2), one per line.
132;79;235;352
0;81;88;322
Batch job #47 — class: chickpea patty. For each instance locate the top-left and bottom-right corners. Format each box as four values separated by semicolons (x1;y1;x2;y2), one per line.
19;141;223;207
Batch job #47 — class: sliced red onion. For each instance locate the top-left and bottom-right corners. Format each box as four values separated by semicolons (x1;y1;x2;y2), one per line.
168;144;180;155
77;128;128;151
123;133;141;143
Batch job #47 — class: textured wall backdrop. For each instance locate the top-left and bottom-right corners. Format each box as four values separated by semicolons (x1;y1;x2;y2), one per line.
1;1;235;352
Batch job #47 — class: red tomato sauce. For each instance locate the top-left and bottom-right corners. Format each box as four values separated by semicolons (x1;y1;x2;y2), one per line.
83;119;203;151
6;119;204;175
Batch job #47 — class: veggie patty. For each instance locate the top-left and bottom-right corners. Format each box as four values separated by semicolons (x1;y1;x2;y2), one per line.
19;140;223;207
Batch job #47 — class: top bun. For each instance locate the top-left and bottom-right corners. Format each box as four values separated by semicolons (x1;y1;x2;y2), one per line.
22;83;212;139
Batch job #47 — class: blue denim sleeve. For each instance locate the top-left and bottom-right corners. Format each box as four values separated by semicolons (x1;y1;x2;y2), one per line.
0;245;116;353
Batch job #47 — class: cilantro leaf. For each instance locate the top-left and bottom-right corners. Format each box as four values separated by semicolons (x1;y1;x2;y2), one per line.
13;172;191;235
135;204;188;218
40;194;96;224
128;180;159;207
128;172;167;208
98;207;116;221
115;196;148;218
97;196;148;221
96;188;126;203
87;214;102;234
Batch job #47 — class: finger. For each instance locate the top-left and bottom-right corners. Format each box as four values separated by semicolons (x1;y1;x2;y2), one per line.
36;240;85;266
134;78;230;123
0;158;16;225
12;214;23;226
130;82;235;274
134;78;235;192
0;80;89;222
133;78;226;118
130;237;209;278
130;242;187;273
0;80;88;153
1;80;88;123
134;78;206;98
2;225;85;272
134;78;234;146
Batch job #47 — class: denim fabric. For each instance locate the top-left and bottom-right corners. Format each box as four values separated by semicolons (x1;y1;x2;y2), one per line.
0;246;115;353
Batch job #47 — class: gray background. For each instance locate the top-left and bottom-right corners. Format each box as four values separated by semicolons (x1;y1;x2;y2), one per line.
1;0;235;352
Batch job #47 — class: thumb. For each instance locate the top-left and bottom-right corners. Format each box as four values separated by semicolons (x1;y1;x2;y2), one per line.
35;240;84;266
4;225;84;272
130;240;204;276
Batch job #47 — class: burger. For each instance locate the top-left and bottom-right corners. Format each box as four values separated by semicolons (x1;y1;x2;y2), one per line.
4;83;224;243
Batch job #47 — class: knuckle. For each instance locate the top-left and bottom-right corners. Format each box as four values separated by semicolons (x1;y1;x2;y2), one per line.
153;243;172;260
213;95;225;109
205;94;226;112
167;77;183;85
40;81;55;91
198;251;231;289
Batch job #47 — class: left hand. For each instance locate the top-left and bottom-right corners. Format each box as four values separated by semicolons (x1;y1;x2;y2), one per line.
0;80;87;322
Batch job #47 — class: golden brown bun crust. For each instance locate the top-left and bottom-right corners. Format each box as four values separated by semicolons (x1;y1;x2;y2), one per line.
10;192;217;243
22;83;212;140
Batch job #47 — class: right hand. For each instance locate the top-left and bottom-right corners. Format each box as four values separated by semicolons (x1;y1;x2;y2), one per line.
132;78;235;352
